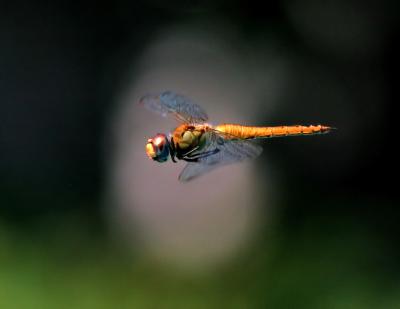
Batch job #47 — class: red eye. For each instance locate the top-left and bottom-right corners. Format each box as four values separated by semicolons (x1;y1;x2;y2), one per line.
154;136;163;146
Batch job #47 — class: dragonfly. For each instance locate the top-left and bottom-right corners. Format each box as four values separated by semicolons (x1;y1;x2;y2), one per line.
141;91;332;182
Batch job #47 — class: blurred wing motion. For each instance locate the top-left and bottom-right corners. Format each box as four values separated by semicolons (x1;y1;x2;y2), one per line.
140;91;208;123
179;131;263;182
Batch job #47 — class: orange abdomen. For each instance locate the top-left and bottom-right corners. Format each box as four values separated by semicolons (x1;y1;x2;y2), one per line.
215;124;332;139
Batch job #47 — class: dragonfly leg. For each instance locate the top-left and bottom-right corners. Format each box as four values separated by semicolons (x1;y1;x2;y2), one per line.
183;146;200;156
185;148;220;160
169;137;177;163
176;145;200;161
171;154;177;163
183;157;199;162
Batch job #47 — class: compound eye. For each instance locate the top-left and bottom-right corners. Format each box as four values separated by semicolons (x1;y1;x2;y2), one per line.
145;142;156;159
153;136;164;145
145;134;169;162
153;135;166;151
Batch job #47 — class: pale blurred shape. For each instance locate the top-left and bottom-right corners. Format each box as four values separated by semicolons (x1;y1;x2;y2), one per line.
106;24;285;272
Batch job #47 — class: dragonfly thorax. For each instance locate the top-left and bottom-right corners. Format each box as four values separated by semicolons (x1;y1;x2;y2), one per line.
173;124;205;147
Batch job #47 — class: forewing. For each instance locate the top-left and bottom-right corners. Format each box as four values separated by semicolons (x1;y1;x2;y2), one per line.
179;133;263;182
139;91;208;123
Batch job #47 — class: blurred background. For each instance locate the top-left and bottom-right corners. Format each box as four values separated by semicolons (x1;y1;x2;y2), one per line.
1;1;399;308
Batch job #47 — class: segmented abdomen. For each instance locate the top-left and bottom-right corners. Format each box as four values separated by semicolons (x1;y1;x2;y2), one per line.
215;124;331;139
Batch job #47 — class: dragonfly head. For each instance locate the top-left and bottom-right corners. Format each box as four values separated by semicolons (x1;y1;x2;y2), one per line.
145;133;170;163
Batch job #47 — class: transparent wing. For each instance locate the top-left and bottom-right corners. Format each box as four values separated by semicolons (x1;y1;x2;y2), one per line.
179;132;263;182
139;91;208;124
